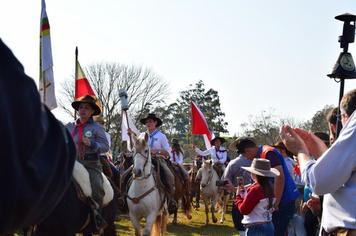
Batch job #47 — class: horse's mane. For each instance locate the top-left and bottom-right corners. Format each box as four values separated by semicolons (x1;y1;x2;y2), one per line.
134;137;148;151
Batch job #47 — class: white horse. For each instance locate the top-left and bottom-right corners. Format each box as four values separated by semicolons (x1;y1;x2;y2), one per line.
197;160;228;226
127;132;168;236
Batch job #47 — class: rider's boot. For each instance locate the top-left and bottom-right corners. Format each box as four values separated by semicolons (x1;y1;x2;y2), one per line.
94;199;108;230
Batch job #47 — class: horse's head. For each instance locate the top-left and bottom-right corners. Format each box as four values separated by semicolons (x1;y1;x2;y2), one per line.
132;132;151;179
200;160;213;188
122;152;133;171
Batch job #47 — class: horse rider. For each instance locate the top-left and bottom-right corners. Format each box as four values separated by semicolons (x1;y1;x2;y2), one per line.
66;95;109;230
170;139;191;194
124;113;178;213
193;136;227;178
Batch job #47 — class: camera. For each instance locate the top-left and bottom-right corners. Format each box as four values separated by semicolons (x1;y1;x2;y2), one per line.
237;177;243;186
216;180;228;186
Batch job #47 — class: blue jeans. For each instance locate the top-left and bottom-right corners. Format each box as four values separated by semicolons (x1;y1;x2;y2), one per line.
246;222;274;236
232;200;244;231
272;201;295;236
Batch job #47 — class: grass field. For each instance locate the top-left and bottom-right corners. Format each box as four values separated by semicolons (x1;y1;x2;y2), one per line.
115;199;240;236
15;199;240;236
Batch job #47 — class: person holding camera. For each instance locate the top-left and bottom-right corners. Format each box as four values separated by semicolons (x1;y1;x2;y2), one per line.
225;158;280;236
221;151;252;236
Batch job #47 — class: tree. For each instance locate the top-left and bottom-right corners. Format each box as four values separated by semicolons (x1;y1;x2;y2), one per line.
308;105;334;133
239;109;307;146
157;80;228;160
57;62;170;151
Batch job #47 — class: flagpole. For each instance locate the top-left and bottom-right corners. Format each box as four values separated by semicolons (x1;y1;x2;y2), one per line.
191;99;196;178
74;47;78;120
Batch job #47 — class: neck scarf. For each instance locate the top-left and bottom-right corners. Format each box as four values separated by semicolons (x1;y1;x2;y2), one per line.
171;150;176;162
149;129;159;148
215;147;227;160
71;120;88;151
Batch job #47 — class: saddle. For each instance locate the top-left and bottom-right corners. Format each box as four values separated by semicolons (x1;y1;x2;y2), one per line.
72;161;114;231
165;159;185;184
212;163;223;179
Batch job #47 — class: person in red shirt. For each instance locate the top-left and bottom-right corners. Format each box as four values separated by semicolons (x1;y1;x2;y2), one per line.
224;158;280;236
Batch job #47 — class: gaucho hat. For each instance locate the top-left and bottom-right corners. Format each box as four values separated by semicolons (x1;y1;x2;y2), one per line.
140;113;162;127
71;95;101;116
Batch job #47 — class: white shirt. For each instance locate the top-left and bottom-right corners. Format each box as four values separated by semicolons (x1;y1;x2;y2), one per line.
284;156;295;178
169;151;183;165
195;146;227;163
139;129;170;157
302;110;356;233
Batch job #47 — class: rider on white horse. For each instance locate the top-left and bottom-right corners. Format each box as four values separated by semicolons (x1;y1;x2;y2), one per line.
125;113;178;213
193;135;227;178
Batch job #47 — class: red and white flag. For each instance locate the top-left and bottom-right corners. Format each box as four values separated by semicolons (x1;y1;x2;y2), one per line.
191;101;212;150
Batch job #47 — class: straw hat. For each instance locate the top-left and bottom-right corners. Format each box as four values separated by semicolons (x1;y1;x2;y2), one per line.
140;113;162;127
94;116;107;124
71;95;101;116
229;137;257;152
242;158;280;178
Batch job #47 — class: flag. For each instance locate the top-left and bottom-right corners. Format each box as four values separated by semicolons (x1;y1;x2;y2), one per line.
39;0;57;109
191;101;212;150
75;57;102;113
121;110;140;151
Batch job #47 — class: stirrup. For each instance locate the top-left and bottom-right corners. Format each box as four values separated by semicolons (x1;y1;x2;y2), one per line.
94;214;108;230
118;197;125;209
168;199;178;214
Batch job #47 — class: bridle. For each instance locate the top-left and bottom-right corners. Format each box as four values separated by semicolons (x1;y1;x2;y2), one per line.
132;146;152;180
201;167;214;187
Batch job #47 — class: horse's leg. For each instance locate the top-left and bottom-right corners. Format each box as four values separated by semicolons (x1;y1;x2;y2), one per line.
211;195;218;224
183;195;192;220
152;214;161;236
203;195;210;226
172;210;177;224
142;212;156;236
129;212;142;236
161;211;168;236
220;194;228;224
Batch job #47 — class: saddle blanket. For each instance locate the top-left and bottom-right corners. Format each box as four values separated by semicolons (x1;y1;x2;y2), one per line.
72;161;114;205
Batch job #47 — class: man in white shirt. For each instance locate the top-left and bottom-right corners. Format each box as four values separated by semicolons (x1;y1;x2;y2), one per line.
193;136;227;177
280;89;356;235
131;113;178;213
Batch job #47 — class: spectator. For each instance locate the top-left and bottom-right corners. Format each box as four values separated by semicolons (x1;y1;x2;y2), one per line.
280;89;356;235
222;145;252;236
231;137;301;236
227;158;280;236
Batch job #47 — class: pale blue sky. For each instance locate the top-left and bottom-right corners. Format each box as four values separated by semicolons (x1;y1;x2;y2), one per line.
1;1;356;135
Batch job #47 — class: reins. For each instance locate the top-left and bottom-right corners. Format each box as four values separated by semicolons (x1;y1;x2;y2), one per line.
202;167;214;186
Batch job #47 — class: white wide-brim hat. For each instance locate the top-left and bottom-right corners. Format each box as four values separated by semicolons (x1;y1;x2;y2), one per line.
242;158;280;178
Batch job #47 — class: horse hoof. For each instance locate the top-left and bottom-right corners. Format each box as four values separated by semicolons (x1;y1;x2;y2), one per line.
213;218;217;223
187;215;192;220
219;220;224;224
205;222;209;226
172;219;177;225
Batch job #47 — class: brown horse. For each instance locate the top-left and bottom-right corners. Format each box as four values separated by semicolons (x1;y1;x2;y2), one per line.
189;166;201;210
165;159;192;224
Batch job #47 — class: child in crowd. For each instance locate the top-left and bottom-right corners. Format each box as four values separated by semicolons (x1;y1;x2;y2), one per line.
233;158;280;236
